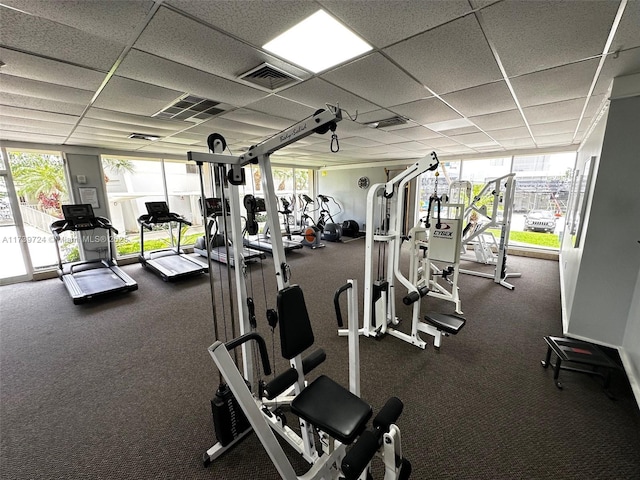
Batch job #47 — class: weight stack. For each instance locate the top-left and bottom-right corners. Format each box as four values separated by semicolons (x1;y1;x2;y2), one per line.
211;382;251;446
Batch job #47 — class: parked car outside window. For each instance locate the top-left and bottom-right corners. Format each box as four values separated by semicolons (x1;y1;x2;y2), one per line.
524;209;557;233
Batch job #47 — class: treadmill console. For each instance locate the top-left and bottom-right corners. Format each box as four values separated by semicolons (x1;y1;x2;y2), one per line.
62;204;96;229
202;197;230;217
145;201;174;222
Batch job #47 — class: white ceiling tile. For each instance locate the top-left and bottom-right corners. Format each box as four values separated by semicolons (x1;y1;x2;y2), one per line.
85;108;187;132
0;117;73;136
1;0;154;44
393;126;443;141
530;120;580;137
321;53;430;107
167;0;320;48
188;116;278;139
0;106;79;124
424;137;460;148
447;132;496;146
498;137;537;149
522;98;586;125
480;0;619;76
0;48;105;91
0;73;93;104
118;50;268;108
75;125;133;139
318;0;472;48
244;96;318;122
469;109;526;131
441;81;517;117
486;126;532;141
278;78;378;115
0;6;124;70
339;137;384;148
0;130;66;143
535;133;576;146
134;7;307;85
79;117;179;138
384;15;502;94
610;1;640;52
222;109;295;131
510;59;599;108
93;76;184;117
390;98;461;125
594;47;640;95
0;92;85;115
442;126;482;136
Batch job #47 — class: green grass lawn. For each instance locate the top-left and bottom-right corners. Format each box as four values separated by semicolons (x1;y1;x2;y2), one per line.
487;229;560;248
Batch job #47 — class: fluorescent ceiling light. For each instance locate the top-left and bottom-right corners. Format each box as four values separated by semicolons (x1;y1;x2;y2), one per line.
424;118;474;132
263;10;372;73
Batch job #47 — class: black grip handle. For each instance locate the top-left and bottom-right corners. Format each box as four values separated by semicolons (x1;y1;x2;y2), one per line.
402;286;429;305
302;348;326;374
224;332;271;376
263;368;298;400
373;397;404;432
341;430;379;480
334;282;353;327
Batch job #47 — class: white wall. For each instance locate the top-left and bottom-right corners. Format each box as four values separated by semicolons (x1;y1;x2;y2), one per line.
559;115;607;324
65;153;110;261
623;269;640;403
567;92;640;345
560;73;640;406
317;165;390;229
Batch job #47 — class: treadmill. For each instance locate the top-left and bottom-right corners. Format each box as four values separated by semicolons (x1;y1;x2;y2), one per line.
137;201;208;281
50;204;138;304
193;197;265;267
242;194;303;254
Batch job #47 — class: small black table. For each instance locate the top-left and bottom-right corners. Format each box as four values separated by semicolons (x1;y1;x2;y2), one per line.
541;336;621;397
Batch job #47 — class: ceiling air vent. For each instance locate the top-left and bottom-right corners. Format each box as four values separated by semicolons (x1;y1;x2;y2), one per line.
238;63;300;90
128;133;160;141
153;95;226;123
365;116;408;129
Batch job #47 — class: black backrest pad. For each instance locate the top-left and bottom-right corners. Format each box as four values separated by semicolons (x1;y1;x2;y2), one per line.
277;285;315;359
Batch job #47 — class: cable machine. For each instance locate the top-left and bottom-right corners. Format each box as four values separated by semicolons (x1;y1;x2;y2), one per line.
452;173;521;290
188;106;411;480
359;154;466;350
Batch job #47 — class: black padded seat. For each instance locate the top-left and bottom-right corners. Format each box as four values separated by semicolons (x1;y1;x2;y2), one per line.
291;375;372;444
424;312;466;335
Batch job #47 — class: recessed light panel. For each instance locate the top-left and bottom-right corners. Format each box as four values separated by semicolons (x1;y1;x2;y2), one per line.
263;10;372;73
424;118;474;132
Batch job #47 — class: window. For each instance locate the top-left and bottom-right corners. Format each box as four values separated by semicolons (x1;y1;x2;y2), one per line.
102;156;205;258
6;150;74;270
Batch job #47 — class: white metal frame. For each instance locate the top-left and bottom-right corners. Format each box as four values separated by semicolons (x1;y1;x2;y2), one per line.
0;145;34;284
362;152;444;349
456;173;522;290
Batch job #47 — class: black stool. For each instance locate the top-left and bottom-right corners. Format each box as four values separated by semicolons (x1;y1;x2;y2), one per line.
541;336;621;398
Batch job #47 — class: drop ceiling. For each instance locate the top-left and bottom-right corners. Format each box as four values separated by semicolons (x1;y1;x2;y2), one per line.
1;0;639;168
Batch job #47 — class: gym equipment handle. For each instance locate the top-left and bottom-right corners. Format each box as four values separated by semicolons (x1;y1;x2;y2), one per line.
402;286;429;305
341;430;378;480
334;282;353;327
224;332;271;376
372;396;404;432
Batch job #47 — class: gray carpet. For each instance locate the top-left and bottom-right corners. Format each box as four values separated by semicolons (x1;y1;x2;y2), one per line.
1;239;639;479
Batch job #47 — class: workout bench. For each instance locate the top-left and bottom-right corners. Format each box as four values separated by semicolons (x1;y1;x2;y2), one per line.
541;336;621;399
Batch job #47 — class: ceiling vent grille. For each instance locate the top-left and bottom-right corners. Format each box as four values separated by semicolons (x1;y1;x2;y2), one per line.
238;63;300;90
153;95;226;123
365;116;408;129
